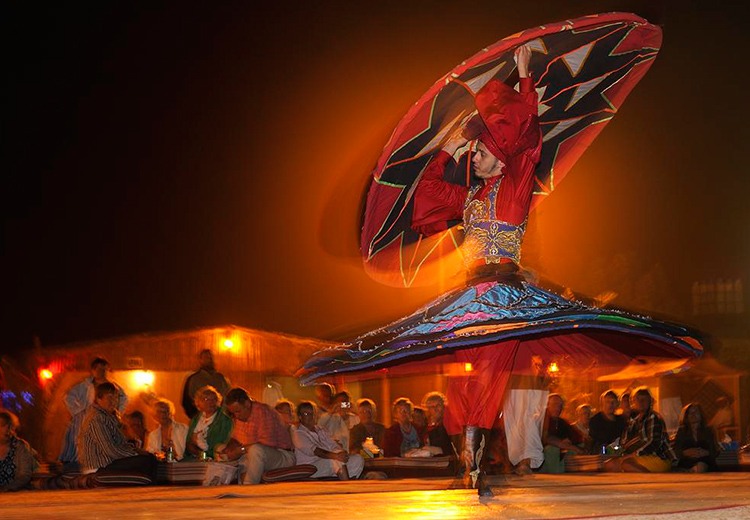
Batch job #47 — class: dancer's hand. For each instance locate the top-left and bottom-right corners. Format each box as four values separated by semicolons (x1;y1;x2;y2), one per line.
515;44;532;78
443;126;469;155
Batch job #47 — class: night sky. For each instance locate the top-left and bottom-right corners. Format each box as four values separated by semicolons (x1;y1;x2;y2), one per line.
4;1;749;357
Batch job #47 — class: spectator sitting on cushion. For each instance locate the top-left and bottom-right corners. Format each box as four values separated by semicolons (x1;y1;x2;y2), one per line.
184;385;233;461
60;356;127;471
292;401;364;480
0;410;38;491
412;406;428;442
674;402;718;473
604;386;675;473
124;410;149;450
384;397;423;457
146;398;189;461
77;382;157;480
274;399;296;430
222;387;296;485
571;404;593;453
589;390;626;455
318;391;360;451
422;391;456;457
314;383;336;414
541;393;583;473
616;390;633;421
349;398;385;455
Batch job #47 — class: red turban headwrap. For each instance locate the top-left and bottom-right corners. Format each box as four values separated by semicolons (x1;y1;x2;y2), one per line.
462;80;539;163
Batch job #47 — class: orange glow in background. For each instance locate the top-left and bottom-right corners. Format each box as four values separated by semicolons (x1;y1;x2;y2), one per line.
244;17;677;342
6;2;734;354
132;370;154;387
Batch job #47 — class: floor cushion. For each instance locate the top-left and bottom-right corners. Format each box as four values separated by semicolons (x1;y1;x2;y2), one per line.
30;473;98;490
94;469;153;487
261;464;317;483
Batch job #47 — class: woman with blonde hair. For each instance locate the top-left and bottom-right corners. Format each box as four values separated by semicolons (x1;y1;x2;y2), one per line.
184;385;233;460
146;398;189;461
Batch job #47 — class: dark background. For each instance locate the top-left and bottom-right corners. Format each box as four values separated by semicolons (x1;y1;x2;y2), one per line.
4;1;748;357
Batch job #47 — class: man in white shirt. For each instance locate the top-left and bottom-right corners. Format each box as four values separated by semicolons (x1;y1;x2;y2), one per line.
293;401;363;480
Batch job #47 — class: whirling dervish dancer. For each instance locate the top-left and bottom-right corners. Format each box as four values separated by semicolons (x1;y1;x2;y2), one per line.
299;13;703;496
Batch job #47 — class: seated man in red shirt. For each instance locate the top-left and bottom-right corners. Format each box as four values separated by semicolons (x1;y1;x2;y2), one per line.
222;387;295;484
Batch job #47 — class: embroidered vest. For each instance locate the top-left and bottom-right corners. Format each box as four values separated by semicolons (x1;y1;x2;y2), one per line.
462;180;526;267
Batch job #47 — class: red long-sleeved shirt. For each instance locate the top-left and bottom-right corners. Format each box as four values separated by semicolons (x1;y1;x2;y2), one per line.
411;78;542;259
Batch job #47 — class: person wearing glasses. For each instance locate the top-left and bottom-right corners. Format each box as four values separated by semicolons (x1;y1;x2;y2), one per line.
292;401;364;480
184;385;233;461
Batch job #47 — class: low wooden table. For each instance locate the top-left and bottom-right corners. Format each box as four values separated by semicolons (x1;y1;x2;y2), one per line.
363;456;456;478
564;454;604;472
156;461;210;485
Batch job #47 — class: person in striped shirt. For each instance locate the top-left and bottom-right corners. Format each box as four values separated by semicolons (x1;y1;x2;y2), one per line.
77;382;157;480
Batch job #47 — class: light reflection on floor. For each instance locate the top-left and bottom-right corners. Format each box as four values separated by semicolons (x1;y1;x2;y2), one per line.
390;490;478;519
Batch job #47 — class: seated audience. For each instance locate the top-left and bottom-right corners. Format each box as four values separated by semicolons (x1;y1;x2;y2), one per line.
589;390;626;455
674;402;718;472
146;398;189;461
604;386;675;473
541;393;583;473
616;390;633;421
571;404;593;453
384;397;422;457
412;406;428;441
318;391;360;452
292;401;364;480
77;383;157;479
349;398;385;455
184;385;233;461
0;410;37;491
60;356;127;471
222;387;296;485
422;391;455;457
274;399;296;430
314;383;336;414
564;393;593;425
124;410;149;449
